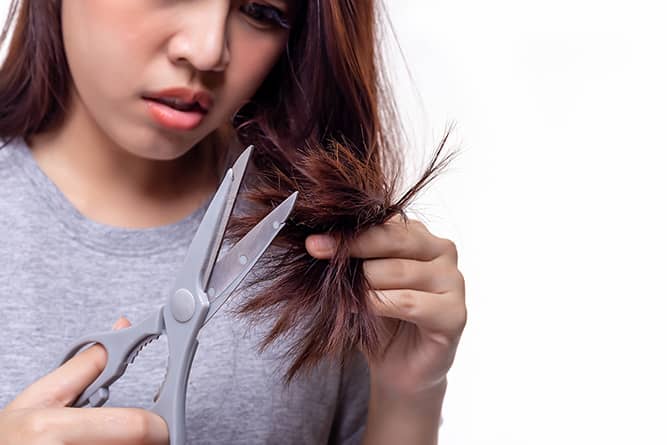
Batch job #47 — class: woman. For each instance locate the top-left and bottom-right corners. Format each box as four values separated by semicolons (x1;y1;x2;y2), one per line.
0;1;466;444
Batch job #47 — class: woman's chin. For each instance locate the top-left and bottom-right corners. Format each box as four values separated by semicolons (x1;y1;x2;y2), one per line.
123;128;201;162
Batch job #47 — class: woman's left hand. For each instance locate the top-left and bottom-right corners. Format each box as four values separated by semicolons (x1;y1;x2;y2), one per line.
306;215;467;399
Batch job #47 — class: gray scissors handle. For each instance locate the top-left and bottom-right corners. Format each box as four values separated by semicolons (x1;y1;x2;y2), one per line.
60;298;203;445
56;146;296;445
150;287;209;445
60;308;165;407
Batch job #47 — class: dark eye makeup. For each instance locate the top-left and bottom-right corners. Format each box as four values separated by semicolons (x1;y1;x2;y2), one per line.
240;2;291;30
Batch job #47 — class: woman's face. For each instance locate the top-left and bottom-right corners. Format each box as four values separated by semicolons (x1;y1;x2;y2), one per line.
61;0;293;160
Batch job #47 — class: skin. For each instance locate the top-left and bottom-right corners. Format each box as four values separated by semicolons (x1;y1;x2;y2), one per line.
307;219;466;445
2;0;293;443
29;0;292;228
0;318;170;444
2;0;467;444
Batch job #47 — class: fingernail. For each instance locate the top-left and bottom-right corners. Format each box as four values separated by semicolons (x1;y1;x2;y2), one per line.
314;235;335;252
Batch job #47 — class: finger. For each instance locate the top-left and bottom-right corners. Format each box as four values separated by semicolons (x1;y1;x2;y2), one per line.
369;287;467;338
36;407;168;445
363;257;457;293
7;317;126;411
304;216;416;259
349;218;442;260
113;316;131;330
308;219;457;262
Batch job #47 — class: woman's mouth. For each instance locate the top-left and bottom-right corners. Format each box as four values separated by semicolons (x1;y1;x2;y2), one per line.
142;96;207;131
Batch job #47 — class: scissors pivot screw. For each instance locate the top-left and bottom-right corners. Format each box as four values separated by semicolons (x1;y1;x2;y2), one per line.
170;288;195;322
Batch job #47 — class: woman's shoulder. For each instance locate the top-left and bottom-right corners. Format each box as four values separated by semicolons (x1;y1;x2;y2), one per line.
0;136;24;170
0;136;39;214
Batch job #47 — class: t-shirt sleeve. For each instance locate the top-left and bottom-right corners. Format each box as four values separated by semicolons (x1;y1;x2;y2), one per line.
328;348;370;445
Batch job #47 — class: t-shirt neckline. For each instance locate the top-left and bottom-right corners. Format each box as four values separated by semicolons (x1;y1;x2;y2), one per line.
8;137;210;256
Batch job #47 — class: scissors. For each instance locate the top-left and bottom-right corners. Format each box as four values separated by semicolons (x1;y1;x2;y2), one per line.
59;145;297;445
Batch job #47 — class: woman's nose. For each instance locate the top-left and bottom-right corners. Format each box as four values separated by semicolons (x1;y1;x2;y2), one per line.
166;2;231;73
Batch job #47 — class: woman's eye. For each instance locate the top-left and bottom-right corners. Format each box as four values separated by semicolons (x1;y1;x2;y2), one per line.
240;2;291;30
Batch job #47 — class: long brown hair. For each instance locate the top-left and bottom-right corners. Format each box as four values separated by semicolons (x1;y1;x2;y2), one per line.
0;0;458;381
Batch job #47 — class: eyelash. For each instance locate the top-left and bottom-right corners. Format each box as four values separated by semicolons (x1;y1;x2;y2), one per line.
240;2;291;30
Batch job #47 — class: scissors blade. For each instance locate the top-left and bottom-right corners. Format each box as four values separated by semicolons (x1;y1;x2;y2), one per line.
203;191;298;325
201;145;253;289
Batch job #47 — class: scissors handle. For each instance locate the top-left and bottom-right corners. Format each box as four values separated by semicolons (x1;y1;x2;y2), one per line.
60;298;203;445
151;287;209;445
60;308;165;407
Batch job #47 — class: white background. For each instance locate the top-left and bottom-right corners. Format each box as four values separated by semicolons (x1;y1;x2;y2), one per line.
2;1;666;444
381;1;667;444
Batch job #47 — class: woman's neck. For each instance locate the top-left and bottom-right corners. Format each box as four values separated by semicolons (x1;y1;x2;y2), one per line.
26;96;220;229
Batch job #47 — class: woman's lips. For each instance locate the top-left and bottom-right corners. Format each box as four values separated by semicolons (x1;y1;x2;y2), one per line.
143;98;206;131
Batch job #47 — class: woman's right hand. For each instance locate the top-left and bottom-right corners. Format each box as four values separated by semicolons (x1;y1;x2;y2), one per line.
0;318;168;445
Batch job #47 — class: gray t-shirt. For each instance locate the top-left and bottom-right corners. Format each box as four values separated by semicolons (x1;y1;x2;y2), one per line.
0;137;369;444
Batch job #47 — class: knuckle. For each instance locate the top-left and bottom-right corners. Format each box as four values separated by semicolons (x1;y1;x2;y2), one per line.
25;411;48;435
396;290;418;317
409;218;428;232
442;238;458;254
22;411;58;443
127;410;153;441
448;283;468;334
456;270;466;297
41;395;61;408
128;409;156;441
437;238;458;262
454;302;468;333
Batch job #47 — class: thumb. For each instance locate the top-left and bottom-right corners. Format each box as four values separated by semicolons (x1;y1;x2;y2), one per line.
6;317;128;411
